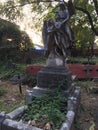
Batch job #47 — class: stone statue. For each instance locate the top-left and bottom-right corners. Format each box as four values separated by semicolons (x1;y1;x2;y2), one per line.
42;1;75;58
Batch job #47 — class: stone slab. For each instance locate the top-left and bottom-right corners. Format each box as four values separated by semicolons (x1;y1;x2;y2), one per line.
60;87;81;130
0;113;6;130
6;106;27;119
2;119;42;130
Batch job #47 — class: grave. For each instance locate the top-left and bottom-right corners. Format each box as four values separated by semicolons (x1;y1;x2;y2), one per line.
0;1;81;130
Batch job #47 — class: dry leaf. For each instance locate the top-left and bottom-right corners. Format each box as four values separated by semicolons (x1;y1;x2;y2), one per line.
89;121;95;130
44;122;51;130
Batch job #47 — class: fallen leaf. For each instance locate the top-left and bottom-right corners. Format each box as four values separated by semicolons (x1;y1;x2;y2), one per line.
89;121;95;130
44;122;51;130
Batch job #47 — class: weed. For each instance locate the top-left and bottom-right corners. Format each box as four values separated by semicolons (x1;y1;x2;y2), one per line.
22;75;37;87
0;99;4;110
6;101;24;113
75;81;90;91
74;121;81;129
0;87;6;96
24;92;66;129
0;63;26;80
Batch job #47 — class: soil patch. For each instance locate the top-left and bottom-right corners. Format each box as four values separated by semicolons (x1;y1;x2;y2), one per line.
0;80;31;113
76;81;98;130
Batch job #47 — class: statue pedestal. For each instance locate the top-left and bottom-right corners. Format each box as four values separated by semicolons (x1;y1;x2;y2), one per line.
37;66;74;96
37;66;71;89
26;51;74;102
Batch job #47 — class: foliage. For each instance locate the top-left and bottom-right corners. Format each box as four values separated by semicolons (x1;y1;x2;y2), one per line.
67;56;97;64
24;92;66;129
0;19;33;61
22;75;37;87
0;99;24;113
0;0;98;53
0;99;4;110
7;101;24;113
75;81;90;92
0;87;6;96
0;63;26;80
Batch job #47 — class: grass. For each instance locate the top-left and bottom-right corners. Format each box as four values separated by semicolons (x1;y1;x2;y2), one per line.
6;101;25;113
0;87;6;96
0;63;26;80
68;56;98;64
0;83;25;113
0;100;24;113
32;56;46;65
75;80;90;90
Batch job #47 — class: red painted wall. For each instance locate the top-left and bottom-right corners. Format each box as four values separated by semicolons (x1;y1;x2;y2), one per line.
26;64;98;79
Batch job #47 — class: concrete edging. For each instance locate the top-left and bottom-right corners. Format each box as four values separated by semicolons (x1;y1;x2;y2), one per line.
0;87;80;130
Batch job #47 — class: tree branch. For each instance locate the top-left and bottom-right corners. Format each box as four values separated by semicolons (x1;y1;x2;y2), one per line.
75;6;98;36
4;0;60;9
93;0;98;15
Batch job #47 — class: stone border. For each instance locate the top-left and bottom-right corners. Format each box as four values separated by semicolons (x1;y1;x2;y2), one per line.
60;87;81;130
0;87;80;130
0;108;42;130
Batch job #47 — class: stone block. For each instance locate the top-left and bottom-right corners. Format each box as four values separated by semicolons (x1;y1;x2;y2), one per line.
2;119;42;130
6;106;27;119
37;66;72;89
0;113;6;130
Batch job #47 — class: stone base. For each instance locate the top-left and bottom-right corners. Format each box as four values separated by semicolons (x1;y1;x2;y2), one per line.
37;66;72;89
25;66;75;102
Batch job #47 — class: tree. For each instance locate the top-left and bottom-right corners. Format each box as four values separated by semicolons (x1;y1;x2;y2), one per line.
0;0;97;56
74;0;98;36
0;18;32;61
72;0;98;56
0;0;97;35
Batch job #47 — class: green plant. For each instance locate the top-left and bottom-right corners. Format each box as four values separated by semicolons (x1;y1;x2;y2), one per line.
75;81;90;92
74;121;81;129
22;75;37;87
15;63;26;74
0;63;26;80
0;87;6;96
0;99;4;110
24;92;66;129
6;101;24;113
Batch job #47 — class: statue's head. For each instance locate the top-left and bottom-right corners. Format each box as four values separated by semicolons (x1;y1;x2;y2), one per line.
59;2;66;10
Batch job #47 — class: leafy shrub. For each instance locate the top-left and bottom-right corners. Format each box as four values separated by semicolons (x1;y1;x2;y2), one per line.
24;92;67;129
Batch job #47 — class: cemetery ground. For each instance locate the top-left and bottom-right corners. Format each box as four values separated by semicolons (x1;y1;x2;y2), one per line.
0;57;98;130
0;79;98;130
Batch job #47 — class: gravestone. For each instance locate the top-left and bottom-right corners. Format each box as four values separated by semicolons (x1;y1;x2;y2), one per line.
26;51;74;101
26;1;75;102
36;51;73;95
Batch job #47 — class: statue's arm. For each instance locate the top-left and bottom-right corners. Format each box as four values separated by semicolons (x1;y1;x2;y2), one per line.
59;9;70;27
63;9;70;23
